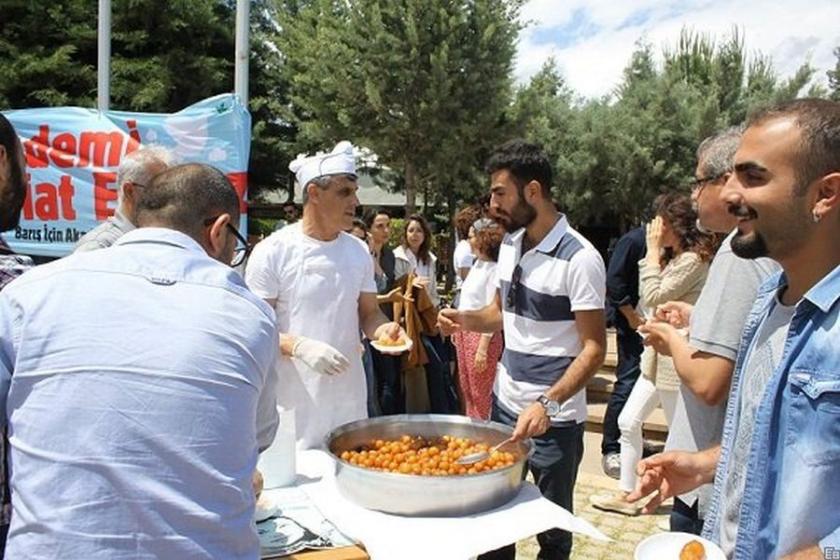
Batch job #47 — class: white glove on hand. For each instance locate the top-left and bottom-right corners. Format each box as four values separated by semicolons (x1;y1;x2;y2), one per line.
292;337;350;376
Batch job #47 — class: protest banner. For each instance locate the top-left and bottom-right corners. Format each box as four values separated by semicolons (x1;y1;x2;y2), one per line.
3;94;250;257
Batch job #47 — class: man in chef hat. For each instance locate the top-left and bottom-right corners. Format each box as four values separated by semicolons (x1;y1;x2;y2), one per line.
246;141;405;449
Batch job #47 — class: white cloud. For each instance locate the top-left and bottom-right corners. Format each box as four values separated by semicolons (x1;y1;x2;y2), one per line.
516;0;840;99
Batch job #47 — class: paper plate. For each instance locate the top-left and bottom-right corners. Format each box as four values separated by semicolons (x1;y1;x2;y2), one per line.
370;338;413;354
254;493;279;522
634;532;725;560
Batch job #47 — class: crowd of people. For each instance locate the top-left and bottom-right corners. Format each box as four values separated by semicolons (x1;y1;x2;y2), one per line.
0;96;838;560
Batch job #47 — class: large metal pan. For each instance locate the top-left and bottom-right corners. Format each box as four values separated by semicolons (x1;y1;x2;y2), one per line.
325;414;533;517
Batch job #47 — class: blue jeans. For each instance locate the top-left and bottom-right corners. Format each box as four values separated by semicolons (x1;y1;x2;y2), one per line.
479;399;585;560
670;497;704;535
601;325;643;456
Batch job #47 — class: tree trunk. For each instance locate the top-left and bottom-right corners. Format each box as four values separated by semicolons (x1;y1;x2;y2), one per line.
444;185;456;293
405;159;416;215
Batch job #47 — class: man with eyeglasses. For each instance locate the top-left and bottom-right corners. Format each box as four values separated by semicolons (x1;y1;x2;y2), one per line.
246;141;404;450
74;145;174;252
439;139;607;560
632;98;840;560
634;127;779;534
0;163;279;559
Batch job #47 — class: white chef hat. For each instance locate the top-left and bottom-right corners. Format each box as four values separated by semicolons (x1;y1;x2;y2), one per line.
289;140;357;190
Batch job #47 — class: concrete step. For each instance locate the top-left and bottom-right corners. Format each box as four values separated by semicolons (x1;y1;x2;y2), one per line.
585;402;668;442
587;369;617;403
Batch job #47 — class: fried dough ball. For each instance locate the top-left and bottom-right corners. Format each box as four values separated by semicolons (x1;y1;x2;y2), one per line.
339;435;517;476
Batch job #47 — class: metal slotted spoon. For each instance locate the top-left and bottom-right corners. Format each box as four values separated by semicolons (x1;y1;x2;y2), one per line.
456;436;516;466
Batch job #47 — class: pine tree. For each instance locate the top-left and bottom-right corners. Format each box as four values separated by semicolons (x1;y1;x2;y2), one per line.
277;0;521;214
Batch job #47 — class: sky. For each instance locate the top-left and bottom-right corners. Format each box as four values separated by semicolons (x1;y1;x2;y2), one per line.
515;0;840;99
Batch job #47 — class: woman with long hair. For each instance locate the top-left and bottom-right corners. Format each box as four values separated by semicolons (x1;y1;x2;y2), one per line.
394;215;458;413
452;218;505;420
395;214;440;306
591;193;718;516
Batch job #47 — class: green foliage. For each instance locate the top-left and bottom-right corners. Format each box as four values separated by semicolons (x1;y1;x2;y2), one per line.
388;218;406;249
0;0;292;200
509;27;826;231
276;0;522;213
0;1;97;108
829;47;840;102
249;217;278;237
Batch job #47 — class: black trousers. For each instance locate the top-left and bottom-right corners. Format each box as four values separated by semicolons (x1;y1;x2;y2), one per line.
479;400;584;560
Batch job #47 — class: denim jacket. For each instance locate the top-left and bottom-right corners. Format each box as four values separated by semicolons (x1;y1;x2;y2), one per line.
703;264;840;559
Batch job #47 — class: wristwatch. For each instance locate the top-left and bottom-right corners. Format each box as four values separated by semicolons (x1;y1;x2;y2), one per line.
536;394;561;417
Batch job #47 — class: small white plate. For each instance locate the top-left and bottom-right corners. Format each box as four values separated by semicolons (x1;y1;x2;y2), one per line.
370;337;413;354
254;493;279;522
634;532;725;560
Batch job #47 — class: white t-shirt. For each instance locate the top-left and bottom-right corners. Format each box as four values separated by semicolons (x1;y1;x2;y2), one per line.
245;222;376;449
453;239;475;289
458;259;498;312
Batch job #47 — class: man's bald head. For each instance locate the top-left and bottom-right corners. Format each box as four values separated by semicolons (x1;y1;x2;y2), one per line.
135;164;240;242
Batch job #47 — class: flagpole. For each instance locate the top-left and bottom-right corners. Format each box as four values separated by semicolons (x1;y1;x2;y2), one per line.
97;0;111;112
234;0;250;107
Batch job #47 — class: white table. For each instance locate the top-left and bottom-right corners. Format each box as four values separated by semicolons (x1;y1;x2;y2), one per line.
266;450;609;560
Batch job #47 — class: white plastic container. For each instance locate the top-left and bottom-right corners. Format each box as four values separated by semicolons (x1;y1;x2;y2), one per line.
258;407;296;488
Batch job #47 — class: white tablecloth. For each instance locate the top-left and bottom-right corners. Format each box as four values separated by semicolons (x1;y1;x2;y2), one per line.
278;450;609;560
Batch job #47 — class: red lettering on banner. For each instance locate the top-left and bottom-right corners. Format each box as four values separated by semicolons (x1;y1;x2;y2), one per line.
24;125;50;168
59;175;76;220
226;172;248;213
34;183;60;220
125;120;141;155
23;122;142;170
93;171;118;220
21;176;77;221
50;132;77;168
78;131;123;168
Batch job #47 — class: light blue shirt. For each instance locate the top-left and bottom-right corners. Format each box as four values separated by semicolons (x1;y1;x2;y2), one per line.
0;228;278;559
703;264;840;558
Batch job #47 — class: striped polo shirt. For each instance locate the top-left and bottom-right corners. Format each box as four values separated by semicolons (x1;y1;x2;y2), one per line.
494;215;605;424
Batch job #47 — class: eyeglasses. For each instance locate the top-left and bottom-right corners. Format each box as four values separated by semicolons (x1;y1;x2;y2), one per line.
505;263;523;310
204;217;252;267
687;172;726;194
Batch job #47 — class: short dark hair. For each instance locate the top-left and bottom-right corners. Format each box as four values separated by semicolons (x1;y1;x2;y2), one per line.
364;208;390;228
0;113;26;232
135;163;240;240
748;98;840;194
351;217;367;234
485;139;553;197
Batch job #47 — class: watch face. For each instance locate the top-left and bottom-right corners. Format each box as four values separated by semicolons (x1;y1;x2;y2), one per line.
539;396;560;416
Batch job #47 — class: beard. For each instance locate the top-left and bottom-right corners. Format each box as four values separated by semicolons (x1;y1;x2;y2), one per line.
0;167;26;232
493;198;537;233
728;203;768;259
730;230;769;259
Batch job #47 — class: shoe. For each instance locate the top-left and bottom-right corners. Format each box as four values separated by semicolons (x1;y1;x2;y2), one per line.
589;492;642;516
601;453;621;480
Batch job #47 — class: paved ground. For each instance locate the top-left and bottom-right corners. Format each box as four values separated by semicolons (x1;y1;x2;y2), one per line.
515;432;672;560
